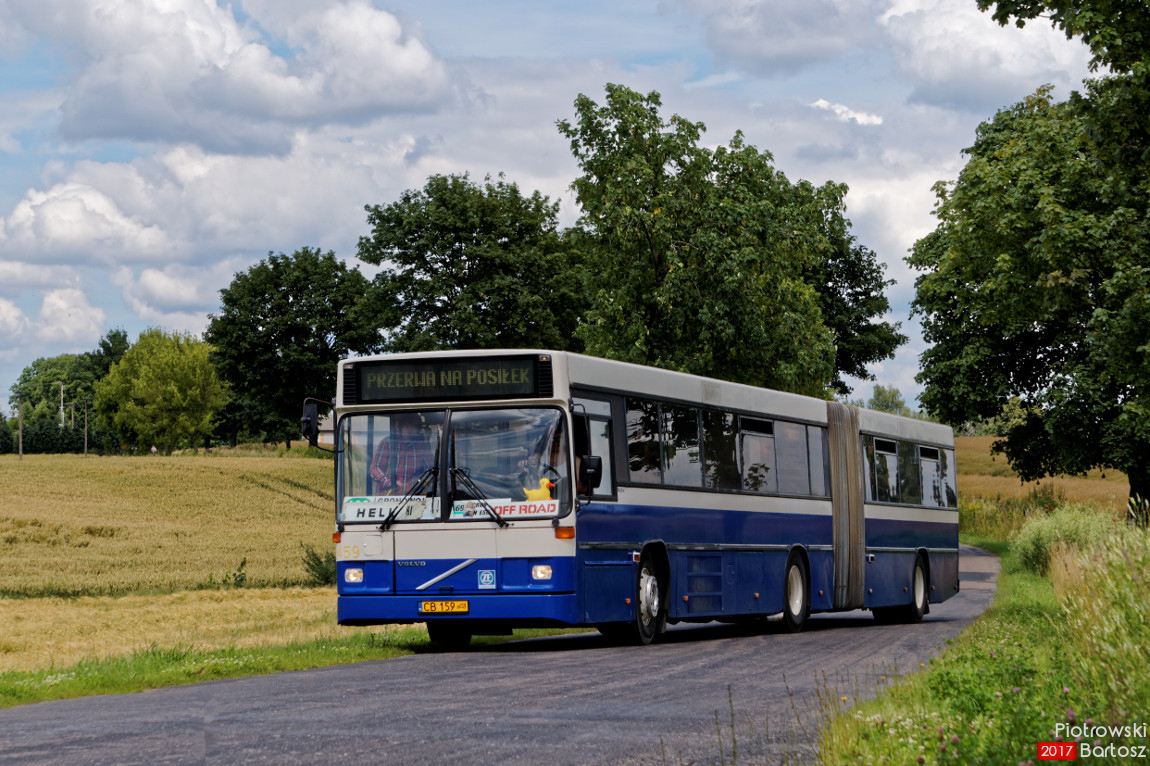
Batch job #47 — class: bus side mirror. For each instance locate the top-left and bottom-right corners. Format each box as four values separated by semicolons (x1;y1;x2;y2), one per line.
301;403;319;447
579;455;603;492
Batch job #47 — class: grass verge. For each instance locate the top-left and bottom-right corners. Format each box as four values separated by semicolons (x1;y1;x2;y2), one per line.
0;627;589;710
819;511;1149;764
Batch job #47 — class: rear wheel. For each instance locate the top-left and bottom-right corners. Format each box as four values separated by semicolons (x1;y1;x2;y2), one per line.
782;550;810;633
426;621;472;650
905;554;928;623
872;553;928;625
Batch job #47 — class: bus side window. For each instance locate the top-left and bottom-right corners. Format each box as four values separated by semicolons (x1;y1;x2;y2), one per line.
740;419;776;493
662;404;702;487
872;438;899;502
920;446;942;507
588;420;614;494
807;425;830;497
943;448;958;508
573;398;614;496
898;441;922;505
626;398;662;484
703;410;739;490
775;421;810;495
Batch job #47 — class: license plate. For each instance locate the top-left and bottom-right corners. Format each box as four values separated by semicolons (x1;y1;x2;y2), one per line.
418;600;469;614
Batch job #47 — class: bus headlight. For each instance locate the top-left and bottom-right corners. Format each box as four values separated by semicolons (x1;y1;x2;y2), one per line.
344;567;364;583
531;564;553;581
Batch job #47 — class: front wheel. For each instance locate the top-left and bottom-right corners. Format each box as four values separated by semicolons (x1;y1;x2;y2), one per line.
633;550;666;645
782;550;810;633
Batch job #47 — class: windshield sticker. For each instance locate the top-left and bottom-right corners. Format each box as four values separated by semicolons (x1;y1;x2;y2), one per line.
450;499;559;519
342;496;437;521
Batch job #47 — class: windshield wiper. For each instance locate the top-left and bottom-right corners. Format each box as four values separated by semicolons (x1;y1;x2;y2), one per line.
450;467;510;528
381;466;438;531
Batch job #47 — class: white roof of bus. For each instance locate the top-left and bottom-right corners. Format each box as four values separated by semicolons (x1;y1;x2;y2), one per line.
342;349;954;448
563;352;829;423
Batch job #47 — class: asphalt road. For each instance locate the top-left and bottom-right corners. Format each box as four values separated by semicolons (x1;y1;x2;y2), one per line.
0;546;999;766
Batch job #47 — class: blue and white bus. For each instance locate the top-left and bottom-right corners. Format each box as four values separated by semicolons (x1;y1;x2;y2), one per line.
316;350;959;647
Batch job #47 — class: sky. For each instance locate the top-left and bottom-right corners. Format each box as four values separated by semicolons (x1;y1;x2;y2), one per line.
0;0;1097;414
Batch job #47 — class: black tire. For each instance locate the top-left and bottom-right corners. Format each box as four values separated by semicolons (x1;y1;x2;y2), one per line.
426;621;472;650
782;549;810;633
632;549;666;645
904;553;928;623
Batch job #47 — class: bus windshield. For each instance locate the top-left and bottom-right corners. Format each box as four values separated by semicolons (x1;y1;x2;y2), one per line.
337;407;570;524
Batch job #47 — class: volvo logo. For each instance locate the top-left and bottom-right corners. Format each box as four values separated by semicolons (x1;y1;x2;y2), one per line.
397;560;427;567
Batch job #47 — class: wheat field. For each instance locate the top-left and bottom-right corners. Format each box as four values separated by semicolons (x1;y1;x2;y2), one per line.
0;454;335;596
955;436;1130;512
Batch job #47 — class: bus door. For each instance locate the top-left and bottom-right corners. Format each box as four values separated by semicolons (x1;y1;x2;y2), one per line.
827;401;865;610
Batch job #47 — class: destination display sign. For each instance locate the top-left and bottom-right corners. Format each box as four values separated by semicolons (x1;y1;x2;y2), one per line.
351;355;548;404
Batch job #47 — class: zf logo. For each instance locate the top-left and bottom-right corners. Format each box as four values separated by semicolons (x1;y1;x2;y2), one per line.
478;570;496;589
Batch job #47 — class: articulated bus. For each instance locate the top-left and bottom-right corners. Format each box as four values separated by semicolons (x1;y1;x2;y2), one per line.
311;350;959;647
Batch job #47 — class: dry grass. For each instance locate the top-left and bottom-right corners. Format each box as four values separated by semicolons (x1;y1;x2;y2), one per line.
0;454;334;596
955;436;1129;512
0;587;421;673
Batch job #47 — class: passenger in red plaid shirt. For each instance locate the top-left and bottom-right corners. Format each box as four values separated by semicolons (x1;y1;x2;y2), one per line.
370;414;435;494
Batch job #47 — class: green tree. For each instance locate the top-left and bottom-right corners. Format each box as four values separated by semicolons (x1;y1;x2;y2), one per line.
204;247;382;446
803;215;907;394
357;173;586;353
94;329;229;454
9;354;90;427
6;329;129;429
557;84;900;396
865;385;914;417
909;86;1150;500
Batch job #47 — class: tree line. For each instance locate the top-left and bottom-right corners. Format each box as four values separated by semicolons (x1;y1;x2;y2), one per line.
4;84;907;455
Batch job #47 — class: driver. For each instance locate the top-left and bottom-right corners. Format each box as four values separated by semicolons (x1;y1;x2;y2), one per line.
371;414;435;494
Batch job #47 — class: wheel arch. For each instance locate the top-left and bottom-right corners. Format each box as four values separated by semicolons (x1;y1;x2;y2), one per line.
640;540;671;591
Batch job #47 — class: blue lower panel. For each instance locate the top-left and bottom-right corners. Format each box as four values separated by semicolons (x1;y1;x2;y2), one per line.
338;593;579;626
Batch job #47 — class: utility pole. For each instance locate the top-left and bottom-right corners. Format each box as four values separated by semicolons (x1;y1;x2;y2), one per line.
56;381;64;426
17;390;23;461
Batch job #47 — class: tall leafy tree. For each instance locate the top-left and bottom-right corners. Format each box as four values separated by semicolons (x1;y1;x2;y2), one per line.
557;84;901;396
912;0;1150;507
204;247;382;446
909;87;1150;500
94;329;229;454
357;173;586;353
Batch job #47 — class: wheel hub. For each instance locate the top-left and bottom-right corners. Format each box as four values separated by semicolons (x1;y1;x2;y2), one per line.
639;568;660;625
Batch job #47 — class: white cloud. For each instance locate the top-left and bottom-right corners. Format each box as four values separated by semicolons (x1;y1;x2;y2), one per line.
0;297;30;340
881;0;1094;112
34;288;106;345
1;179;171;265
113;257;247;316
671;0;887;74
0;260;79;297
2;0;458;154
810;99;883;126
